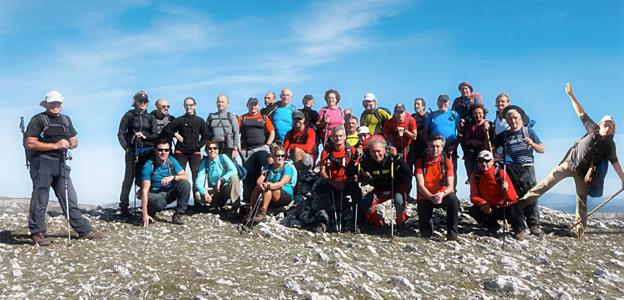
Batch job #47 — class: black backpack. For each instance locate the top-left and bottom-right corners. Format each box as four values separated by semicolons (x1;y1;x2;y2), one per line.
22;113;70;168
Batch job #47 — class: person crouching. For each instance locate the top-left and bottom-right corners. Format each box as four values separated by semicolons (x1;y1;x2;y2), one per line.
414;136;460;241
140;139;190;227
467;150;528;240
194;141;242;214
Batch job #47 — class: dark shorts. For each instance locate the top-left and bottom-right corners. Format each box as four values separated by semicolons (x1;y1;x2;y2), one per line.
272;191;292;207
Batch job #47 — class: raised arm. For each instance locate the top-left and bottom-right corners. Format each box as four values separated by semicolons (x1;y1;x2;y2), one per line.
565;82;586;118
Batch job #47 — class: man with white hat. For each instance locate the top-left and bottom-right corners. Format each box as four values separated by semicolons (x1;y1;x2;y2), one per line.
520;83;624;237
360;92;391;135
468;150;528;240
24;90;102;246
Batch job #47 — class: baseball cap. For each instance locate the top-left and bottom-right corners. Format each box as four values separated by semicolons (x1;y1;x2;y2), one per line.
600;115;615;124
358;126;370;135
302;94;314;102
394;103;406;113
293;110;305;120
133;90;149;103
477;150;493;161
247;97;259;105
363;92;376;102
437;94;450;102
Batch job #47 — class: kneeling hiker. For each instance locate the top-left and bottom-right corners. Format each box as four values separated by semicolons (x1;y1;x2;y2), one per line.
468;150;527;240
195;140;242;213
414;136;459;241
141;139;190;227
359;137;411;232
520;83;624;237
315;125;361;233
246;146;297;223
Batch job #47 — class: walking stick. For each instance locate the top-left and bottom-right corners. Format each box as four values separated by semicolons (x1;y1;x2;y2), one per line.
245;170;269;232
327;161;339;233
62;149;72;244
570;188;624;229
133;139;139;217
20;117;30;169
390;157;395;239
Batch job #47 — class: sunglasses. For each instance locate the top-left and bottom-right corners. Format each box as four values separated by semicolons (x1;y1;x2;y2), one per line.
157;148;170;153
275;153;286;158
160;105;170;109
477;159;491;163
184;104;195;107
207;146;219;151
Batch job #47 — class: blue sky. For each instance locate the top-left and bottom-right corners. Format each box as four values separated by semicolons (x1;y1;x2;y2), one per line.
1;0;623;207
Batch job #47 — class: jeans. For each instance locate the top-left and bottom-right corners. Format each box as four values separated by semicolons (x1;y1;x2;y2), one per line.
28;156;92;236
417;193;459;238
147;180;191;215
523;162;588;227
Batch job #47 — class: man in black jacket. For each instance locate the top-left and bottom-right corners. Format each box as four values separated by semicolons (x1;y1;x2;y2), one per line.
151;98;175;137
117;90;158;217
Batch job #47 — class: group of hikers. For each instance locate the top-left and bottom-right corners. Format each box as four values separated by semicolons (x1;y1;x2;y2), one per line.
23;81;623;246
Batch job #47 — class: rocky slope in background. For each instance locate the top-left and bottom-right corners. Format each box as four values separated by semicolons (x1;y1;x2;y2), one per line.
0;199;623;299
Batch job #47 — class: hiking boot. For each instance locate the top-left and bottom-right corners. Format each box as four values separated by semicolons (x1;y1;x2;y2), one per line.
514;230;529;241
486;224;500;236
119;206;131;218
80;230;103;240
31;232;50;246
220;208;241;220
253;208;267;223
312;223;327;234
171;213;185;225
447;232;458;241
529;225;544;237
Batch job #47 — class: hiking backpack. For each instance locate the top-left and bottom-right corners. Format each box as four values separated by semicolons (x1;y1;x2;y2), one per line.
22;113;71;166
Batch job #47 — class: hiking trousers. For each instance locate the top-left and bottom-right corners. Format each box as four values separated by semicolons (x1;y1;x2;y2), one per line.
523;162;588;227
416;194;459;238
173;152;201;194
147;180;191;215
468;203;526;234
28;156;92;236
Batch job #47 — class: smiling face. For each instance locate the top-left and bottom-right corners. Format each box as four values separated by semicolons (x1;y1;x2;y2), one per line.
369;141;385;163
472;107;485;123
477;157;493;172
135;99;148;112
347;118;358;134
184;98;196;115
156;99;170;115
460;85;471;97
207;143;219;159
505;110;523;131
414;99;425;114
437;99;450;111
273;150;286;167
363;100;375;110
599;121;615;137
216;95;228;112
45;101;63;116
280;89;292;105
331;128;345;147
264;92;276;106
247;101;259;114
325;92;338;108
155;142;171;163
495;95;510;112
429;139;444;158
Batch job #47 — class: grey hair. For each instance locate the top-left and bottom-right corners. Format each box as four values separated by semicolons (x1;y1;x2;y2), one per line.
496;92;511;102
331;125;345;135
505;109;520;119
368;137;387;150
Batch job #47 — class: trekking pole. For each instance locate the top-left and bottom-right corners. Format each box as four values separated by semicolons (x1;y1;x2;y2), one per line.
327;159;339;233
570;188;624;229
62;148;72;244
390;157;395;240
245;170;269;231
20;117;30;169
132;139;140;217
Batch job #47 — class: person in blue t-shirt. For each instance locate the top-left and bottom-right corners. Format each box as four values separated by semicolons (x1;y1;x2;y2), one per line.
270;88;295;144
424;94;461;188
246;146;297;223
140;139;190;227
493;107;545;236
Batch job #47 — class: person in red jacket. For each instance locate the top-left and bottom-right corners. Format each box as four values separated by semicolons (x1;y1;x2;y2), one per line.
468;150;528;240
414;135;459;241
283;110;317;171
383;103;417;161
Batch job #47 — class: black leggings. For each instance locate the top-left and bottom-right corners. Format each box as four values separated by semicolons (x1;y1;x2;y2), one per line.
174;153;201;192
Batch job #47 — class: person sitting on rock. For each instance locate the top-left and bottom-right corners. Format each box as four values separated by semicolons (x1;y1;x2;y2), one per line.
283;110;317;172
467;150;528;240
414;135;460;241
140;138;190;227
194;140;242;215
358;137;412;232
313;125;361;233
246;146;297;223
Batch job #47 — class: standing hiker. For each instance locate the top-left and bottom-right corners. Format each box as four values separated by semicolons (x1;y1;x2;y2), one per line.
519;83;624;236
271;88;295;145
261;91;278;118
151;98;175;137
117;90;157;217
206;94;240;159
458;103;495;178
409;97;429;165
493;92;511;135
360;92;391;135
25;90;102;245
424;95;461;189
493;106;545;236
383;103;417;161
468;150;528;240
317;89;345;146
452;81;483;125
161;97;209;204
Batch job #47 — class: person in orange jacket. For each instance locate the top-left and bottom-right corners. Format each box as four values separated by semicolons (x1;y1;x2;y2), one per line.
468;150;528;240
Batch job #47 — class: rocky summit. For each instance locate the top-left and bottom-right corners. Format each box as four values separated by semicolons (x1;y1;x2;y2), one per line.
0;199;623;299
